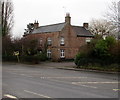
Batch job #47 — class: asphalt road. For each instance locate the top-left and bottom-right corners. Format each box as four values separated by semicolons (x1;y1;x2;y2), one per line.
2;62;119;99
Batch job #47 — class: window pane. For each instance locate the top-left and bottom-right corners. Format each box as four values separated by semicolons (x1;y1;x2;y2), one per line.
60;49;65;58
47;38;52;45
86;38;91;43
47;49;51;58
60;37;64;45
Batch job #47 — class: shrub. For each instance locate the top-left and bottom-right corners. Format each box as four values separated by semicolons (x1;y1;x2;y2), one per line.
2;55;18;62
75;35;119;70
74;53;87;65
21;53;47;63
35;53;47;61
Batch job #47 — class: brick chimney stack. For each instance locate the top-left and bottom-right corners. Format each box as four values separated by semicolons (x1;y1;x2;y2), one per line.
34;20;39;29
83;23;89;29
65;13;71;25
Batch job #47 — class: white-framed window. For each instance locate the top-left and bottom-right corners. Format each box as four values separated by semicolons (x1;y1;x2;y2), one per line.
47;37;52;45
47;49;51;58
39;38;43;46
86;37;91;43
60;49;65;58
60;37;65;45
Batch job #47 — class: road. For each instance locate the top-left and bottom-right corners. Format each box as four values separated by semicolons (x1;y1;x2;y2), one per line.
2;62;119;99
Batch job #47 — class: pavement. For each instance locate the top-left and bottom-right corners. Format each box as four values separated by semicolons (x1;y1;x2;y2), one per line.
2;62;119;99
27;61;119;74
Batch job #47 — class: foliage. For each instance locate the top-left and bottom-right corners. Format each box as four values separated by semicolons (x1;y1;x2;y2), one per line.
94;39;109;58
75;53;86;65
2;36;48;63
22;37;38;56
75;35;119;68
35;53;47;61
2;55;17;61
21;53;47;64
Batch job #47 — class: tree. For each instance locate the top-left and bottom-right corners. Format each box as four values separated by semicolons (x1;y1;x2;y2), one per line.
24;23;34;35
89;19;117;38
105;1;120;27
104;1;120;39
2;35;14;56
22;37;38;56
1;0;14;37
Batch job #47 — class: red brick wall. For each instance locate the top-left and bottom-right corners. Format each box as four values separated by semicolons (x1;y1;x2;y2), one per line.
24;24;87;61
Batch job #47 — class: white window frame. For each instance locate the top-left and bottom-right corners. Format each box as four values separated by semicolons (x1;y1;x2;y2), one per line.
47;49;51;58
39;38;43;46
47;37;52;45
60;37;65;45
86;37;91;43
60;49;65;58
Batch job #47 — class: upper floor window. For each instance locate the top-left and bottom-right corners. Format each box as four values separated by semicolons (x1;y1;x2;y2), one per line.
86;37;91;43
39;38;43;46
47;37;52;46
60;37;65;46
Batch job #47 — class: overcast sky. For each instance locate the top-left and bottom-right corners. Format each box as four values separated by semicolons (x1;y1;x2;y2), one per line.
12;0;119;38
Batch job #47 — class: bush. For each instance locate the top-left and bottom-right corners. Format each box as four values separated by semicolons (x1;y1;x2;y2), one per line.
35;53;47;61
21;53;47;63
21;55;35;62
75;53;117;67
2;55;18;62
74;53;87;65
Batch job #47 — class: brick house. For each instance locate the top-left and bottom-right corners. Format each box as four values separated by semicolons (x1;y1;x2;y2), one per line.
23;13;93;61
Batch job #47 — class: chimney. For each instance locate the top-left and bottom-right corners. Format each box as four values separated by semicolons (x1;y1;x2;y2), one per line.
65;13;71;25
83;23;89;29
34;20;39;29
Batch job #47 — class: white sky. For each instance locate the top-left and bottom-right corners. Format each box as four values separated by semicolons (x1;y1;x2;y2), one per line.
12;0;119;38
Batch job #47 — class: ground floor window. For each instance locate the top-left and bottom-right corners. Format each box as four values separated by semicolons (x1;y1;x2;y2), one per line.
60;49;65;58
47;49;51;58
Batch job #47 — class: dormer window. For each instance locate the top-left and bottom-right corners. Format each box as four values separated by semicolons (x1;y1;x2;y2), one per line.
60;37;65;46
47;37;52;46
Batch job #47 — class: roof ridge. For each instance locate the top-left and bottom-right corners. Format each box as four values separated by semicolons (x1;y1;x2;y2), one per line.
72;25;83;27
37;22;65;28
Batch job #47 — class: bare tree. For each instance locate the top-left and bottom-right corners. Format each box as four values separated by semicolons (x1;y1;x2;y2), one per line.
105;1;120;27
89;19;117;38
1;0;14;37
104;1;120;39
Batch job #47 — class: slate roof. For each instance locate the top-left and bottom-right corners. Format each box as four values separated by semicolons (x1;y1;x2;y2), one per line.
72;26;93;37
31;22;93;37
32;23;65;34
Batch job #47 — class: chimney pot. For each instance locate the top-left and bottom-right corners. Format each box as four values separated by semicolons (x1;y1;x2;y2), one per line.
83;23;89;29
34;20;39;29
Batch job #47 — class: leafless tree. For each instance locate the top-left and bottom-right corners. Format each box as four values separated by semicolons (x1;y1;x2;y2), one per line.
105;1;120;27
89;19;117;38
1;0;14;37
104;1;120;39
